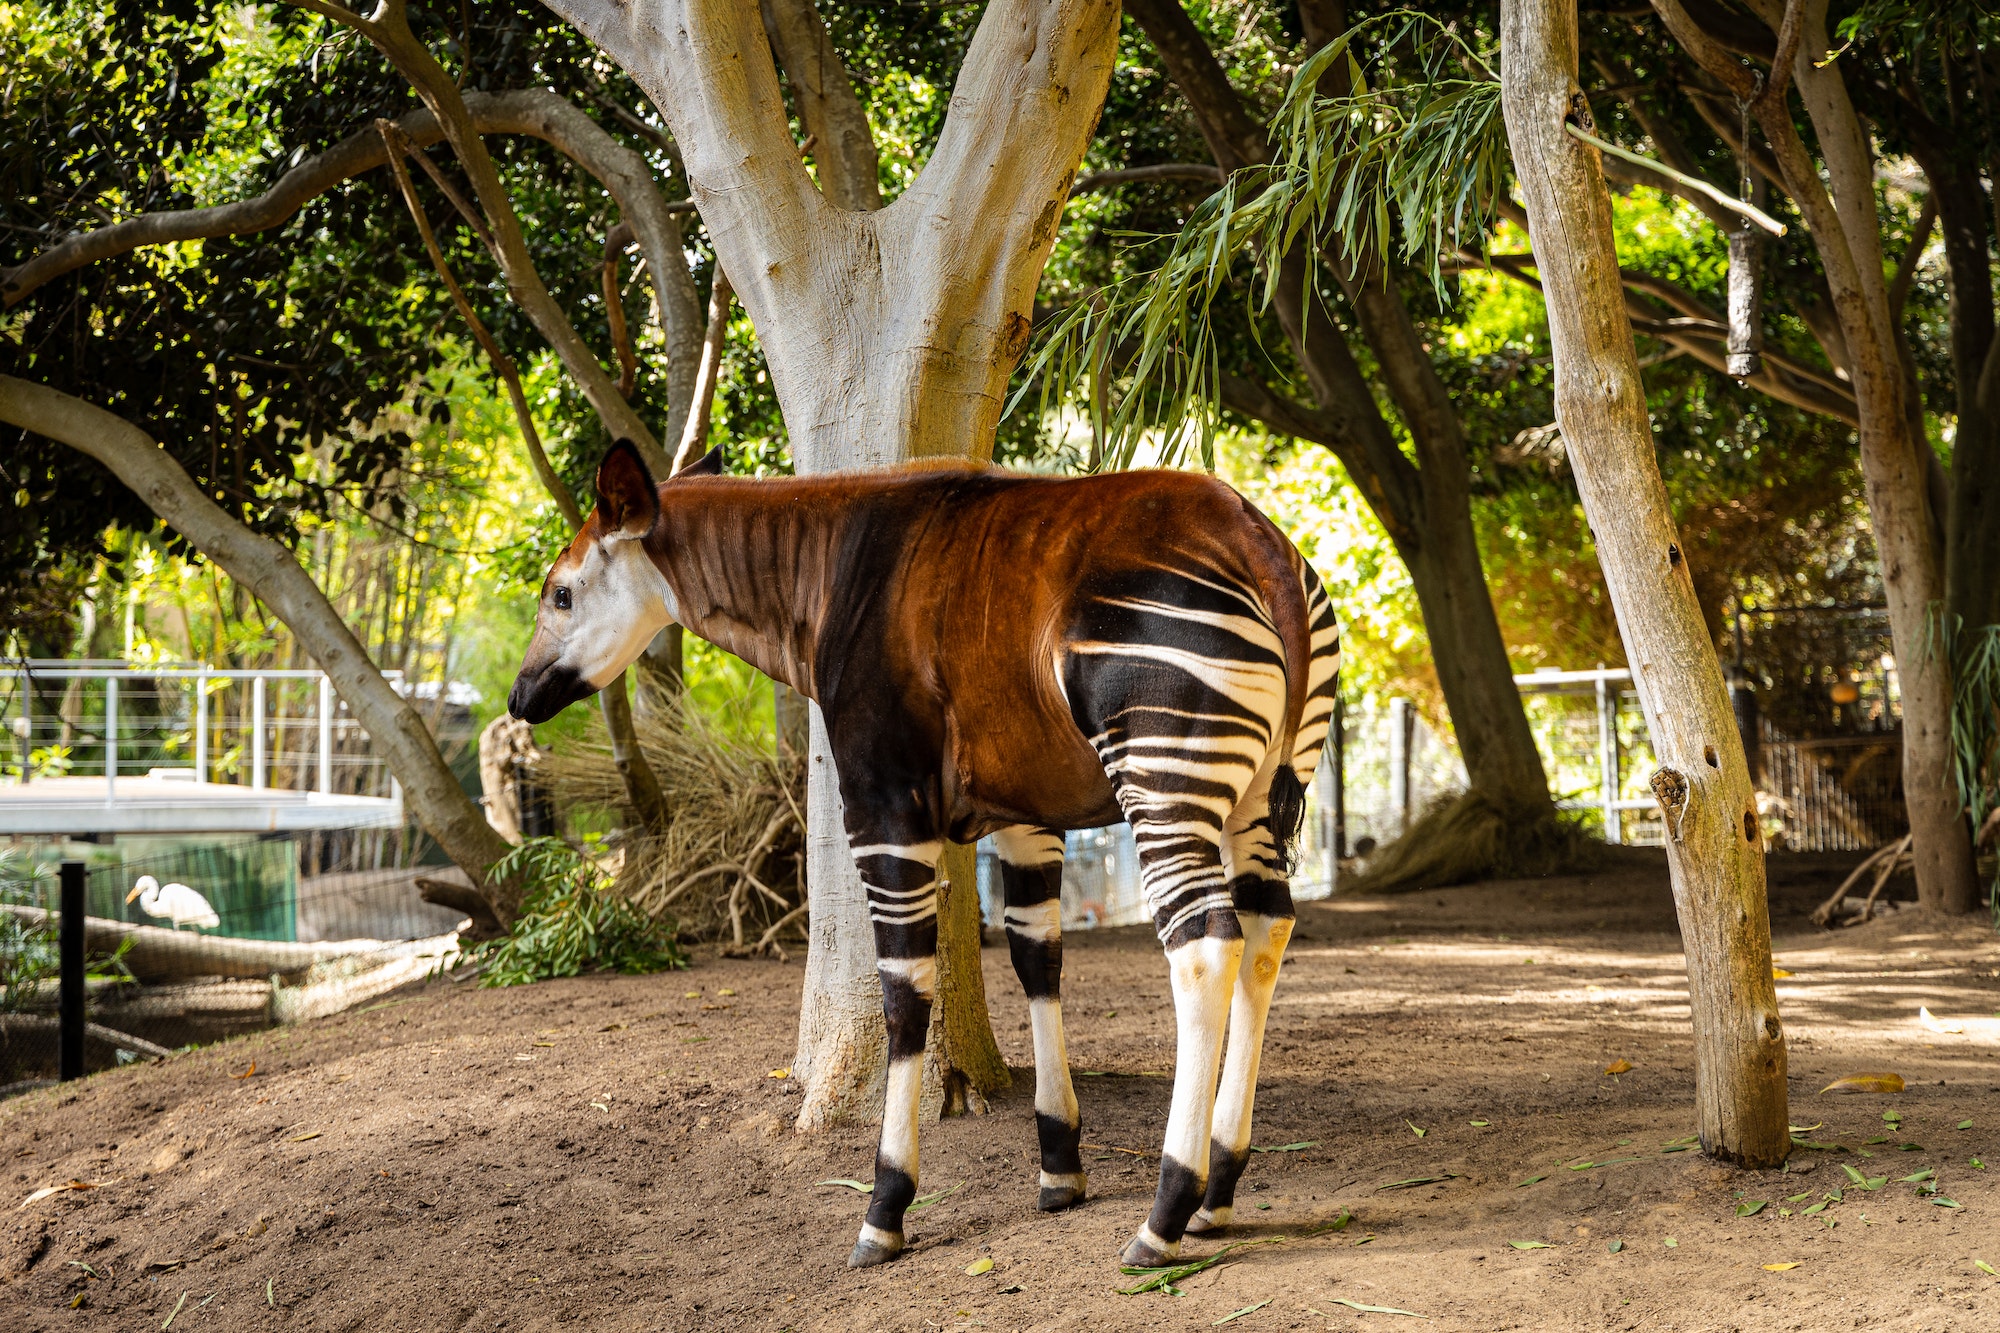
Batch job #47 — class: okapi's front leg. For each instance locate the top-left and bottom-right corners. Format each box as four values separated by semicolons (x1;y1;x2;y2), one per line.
992;825;1086;1211
847;833;942;1269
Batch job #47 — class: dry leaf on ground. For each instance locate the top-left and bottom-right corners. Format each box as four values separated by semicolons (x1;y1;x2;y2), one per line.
1819;1072;1905;1095
1604;1059;1633;1075
1918;1007;1965;1034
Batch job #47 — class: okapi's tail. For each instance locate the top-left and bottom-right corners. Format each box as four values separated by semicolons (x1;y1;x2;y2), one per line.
1243;505;1316;875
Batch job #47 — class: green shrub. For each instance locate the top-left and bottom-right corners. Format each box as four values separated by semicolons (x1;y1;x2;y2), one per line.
462;837;686;987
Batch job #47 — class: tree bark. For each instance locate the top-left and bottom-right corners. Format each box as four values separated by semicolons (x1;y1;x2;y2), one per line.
759;0;881;212
540;0;1115;1127
1502;0;1789;1167
0;375;519;918
1655;0;1978;914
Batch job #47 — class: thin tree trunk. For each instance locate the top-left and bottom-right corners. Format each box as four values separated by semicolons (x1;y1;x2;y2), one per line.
1653;0;1977;914
1502;0;1788;1166
0;374;520;918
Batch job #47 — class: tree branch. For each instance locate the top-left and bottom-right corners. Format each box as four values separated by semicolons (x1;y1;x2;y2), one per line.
1463;246;1859;421
674;268;735;472
285;1;672;473
0;374;519;915
760;0;881;211
375;120;584;530
4;89;706;449
1072;163;1226;193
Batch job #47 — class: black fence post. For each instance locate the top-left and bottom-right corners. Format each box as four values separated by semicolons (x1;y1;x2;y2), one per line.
59;860;86;1081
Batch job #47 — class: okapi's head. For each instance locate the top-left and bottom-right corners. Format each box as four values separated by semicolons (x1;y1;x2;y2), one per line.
507;439;718;724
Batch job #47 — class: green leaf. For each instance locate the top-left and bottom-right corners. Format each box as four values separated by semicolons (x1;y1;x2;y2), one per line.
1736;1201;1768;1217
1250;1141;1320;1154
1469;1120;1490;1127
1932;1196;1963;1209
1509;1240;1555;1250
1115;1235;1291;1294
1515;1175;1547;1187
1975;1259;1997;1277
1607;1239;1624;1253
1214;1299;1273;1325
1785;1192;1813;1203
909;1181;964;1211
1663;1238;1678;1248
1329;1297;1428;1318
1958;1120;1974;1130
1801;1202;1828;1217
965;1257;993;1276
1898;1170;1935;1184
1842;1164;1868;1185
817;1178;870;1192
1406;1121;1427;1138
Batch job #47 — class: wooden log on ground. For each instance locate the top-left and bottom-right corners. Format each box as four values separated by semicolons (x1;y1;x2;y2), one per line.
0;1014;176;1060
2;904;431;983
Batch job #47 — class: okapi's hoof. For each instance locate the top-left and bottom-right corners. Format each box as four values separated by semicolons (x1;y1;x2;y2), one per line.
847;1232;904;1269
1184;1205;1231;1235
1038;1184;1087;1212
1119;1229;1178;1269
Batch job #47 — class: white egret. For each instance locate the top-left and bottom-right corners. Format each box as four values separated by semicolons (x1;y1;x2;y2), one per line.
126;875;221;930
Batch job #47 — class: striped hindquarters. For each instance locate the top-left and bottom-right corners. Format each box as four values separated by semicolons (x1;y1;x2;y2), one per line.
1061;566;1293;945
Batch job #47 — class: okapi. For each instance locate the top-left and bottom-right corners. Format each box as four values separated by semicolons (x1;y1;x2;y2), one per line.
509;441;1341;1270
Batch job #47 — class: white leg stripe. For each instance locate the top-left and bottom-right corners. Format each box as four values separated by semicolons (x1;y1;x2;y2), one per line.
1028;997;1077;1121
1003;899;1062;941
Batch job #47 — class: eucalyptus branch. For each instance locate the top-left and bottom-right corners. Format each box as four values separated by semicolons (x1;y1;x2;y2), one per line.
673;268;735;472
281;0;670;472
1565;124;1787;235
376;121;584;531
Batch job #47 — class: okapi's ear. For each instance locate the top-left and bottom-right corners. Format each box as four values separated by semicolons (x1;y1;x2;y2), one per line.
595;439;659;538
674;446;725;479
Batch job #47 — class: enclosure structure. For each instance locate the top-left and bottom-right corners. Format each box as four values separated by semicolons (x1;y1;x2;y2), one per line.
2;659;474;1094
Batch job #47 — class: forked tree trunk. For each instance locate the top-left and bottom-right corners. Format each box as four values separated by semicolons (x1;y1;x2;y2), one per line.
541;0;1121;1127
1501;0;1789;1166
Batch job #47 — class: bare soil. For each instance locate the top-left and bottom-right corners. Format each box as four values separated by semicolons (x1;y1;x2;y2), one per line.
5;850;2000;1333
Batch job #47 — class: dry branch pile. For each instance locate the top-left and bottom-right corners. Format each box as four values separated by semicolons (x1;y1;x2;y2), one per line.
535;700;806;956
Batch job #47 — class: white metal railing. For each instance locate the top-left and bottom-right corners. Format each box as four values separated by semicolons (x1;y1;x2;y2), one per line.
3;659;399;804
1513;666;1659;845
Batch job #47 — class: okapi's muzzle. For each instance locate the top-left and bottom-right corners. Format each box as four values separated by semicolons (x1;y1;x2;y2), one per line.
507;660;594;725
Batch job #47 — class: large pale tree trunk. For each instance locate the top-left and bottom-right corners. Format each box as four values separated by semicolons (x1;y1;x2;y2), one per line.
0;375;519;915
541;0;1120;1126
1502;0;1788;1166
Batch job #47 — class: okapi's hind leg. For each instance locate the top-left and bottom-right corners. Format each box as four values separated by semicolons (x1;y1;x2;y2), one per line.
992;825;1086;1211
846;832;943;1269
1120;813;1244;1269
1188;765;1297;1236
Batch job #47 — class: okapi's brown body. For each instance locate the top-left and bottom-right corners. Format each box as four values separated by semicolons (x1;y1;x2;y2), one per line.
643;461;1311;839
511;445;1341;1273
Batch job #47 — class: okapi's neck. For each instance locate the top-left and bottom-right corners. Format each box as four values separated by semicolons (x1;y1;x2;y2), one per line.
646;478;851;698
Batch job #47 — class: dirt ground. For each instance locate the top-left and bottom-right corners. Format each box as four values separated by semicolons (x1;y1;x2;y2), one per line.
4;849;1999;1333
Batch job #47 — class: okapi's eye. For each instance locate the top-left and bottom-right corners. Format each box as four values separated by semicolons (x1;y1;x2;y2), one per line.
553;586;572;611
